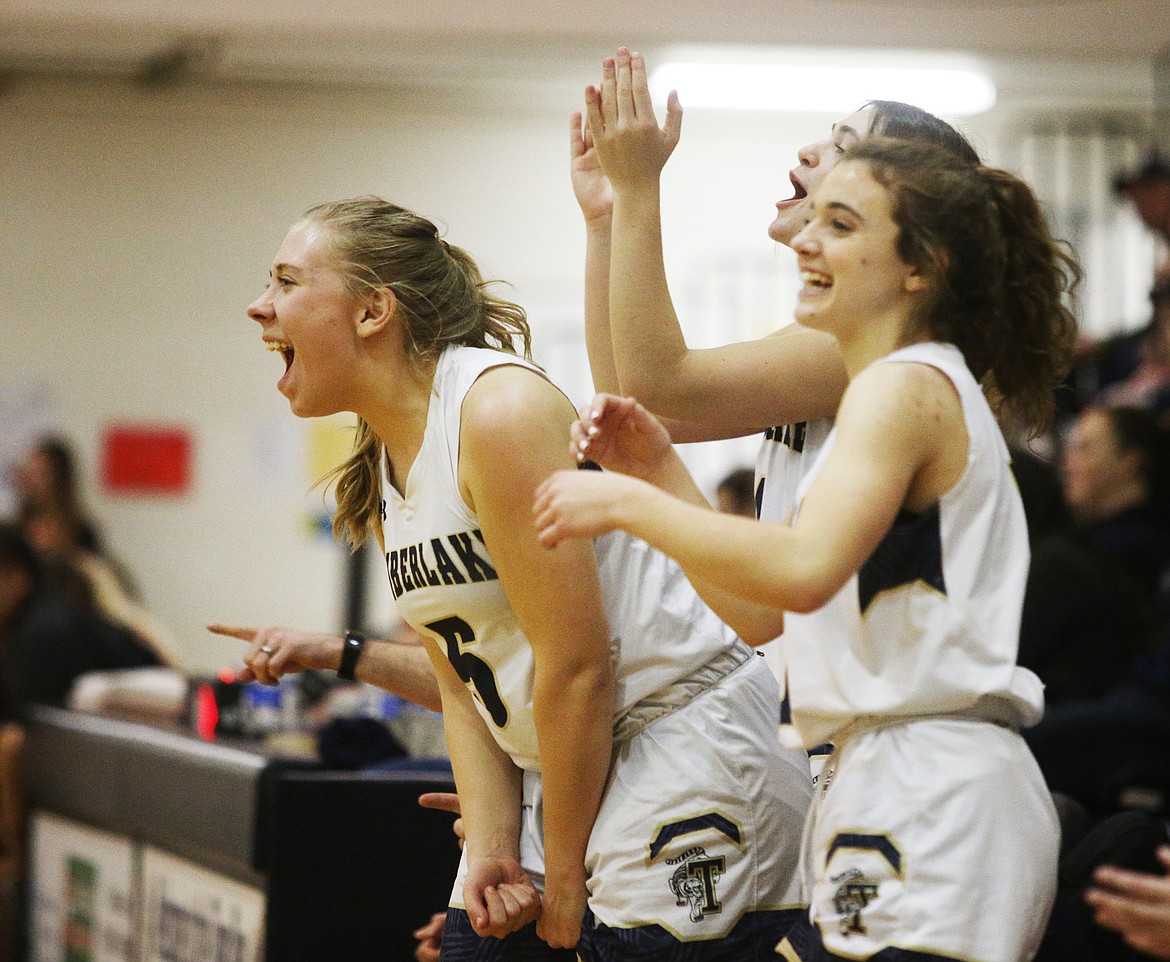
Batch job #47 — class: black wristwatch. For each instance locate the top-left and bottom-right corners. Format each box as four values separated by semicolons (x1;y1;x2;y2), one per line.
337;631;366;681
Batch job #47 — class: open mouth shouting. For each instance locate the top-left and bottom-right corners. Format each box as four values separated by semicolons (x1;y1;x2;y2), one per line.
776;171;809;210
265;338;294;387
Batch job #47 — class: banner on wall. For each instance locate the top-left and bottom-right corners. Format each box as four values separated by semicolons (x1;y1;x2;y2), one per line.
139;845;264;962
27;810;138;962
100;425;192;496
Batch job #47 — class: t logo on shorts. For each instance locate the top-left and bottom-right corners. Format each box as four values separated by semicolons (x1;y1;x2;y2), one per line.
650;812;743;924
669;851;725;921
831;867;880;935
825;833;903;937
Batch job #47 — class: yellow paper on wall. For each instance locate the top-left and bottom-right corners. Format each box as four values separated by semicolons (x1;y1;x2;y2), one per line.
305;415;356;491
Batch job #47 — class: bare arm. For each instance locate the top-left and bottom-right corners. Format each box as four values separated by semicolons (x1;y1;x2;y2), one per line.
422;639;538;938
570;110;619;395
569;110;769;443
82;553;186;668
571;394;785;643
585;49;847;439
536;363;959;612
208;623;443;713
461;367;615;951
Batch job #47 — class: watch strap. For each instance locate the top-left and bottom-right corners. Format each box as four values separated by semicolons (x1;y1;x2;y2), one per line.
337;631;366;681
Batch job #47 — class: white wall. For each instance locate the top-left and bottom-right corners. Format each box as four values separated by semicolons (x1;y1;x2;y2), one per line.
0;67;1153;674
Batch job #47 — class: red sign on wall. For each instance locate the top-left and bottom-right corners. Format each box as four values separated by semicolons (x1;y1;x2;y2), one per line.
100;425;192;495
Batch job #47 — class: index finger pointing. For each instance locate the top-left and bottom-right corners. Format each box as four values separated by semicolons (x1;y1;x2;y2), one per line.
418;792;462;815
207;624;257;641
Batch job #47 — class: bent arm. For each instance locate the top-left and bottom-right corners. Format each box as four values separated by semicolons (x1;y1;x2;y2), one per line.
570;393;785;642
422;641;532;935
608;185;847;435
632;437;786;644
209;623;443;712
578;54;841;440
461;367;614;947
347;638;442;711
538;364;948;613
572;141;725;446
589;52;847;437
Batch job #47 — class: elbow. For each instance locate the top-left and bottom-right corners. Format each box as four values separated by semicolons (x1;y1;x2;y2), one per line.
615;359;681;412
539;659;615;708
765;560;839;615
781;579;837;615
783;591;829;615
419;685;444;714
616;368;660;406
736;614;786;647
587;663;617;704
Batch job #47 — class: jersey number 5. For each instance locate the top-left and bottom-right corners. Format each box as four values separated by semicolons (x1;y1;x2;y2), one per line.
425;615;509;728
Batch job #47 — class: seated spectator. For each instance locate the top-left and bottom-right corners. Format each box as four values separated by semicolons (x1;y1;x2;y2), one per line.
12;434;78;517
0;522;160;711
1024;429;1170;813
1025;621;1170;819
1063;405;1170;595
1061;268;1170;418
20;501;183;668
12;434;182;668
14;434;137;594
1097;270;1170;416
1018;405;1170;707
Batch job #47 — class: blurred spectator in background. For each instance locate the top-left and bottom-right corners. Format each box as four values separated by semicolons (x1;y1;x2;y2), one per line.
9;435;182;668
1097;270;1170;417
1023;405;1170;817
1062;406;1170;596
714;466;757;518
13;435;79;518
1019;405;1170;708
1018;149;1170;833
1058;157;1170;420
0;521;161;710
1114;153;1170;246
12;434;134;592
1070;269;1170;418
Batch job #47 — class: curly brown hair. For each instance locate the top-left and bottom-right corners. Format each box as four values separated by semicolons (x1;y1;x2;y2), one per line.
845;137;1081;435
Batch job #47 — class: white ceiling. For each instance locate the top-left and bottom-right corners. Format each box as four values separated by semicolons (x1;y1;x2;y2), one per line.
2;0;1169;96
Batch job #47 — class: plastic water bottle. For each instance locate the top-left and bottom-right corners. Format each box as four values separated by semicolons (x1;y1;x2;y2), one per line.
244;683;283;737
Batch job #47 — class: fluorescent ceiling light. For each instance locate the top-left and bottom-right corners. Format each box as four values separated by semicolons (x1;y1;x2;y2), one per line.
649;47;996;117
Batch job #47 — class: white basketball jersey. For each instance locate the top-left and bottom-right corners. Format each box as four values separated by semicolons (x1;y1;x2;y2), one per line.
754;416;834;682
754;416;834;525
778;342;1044;749
380;345;739;771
